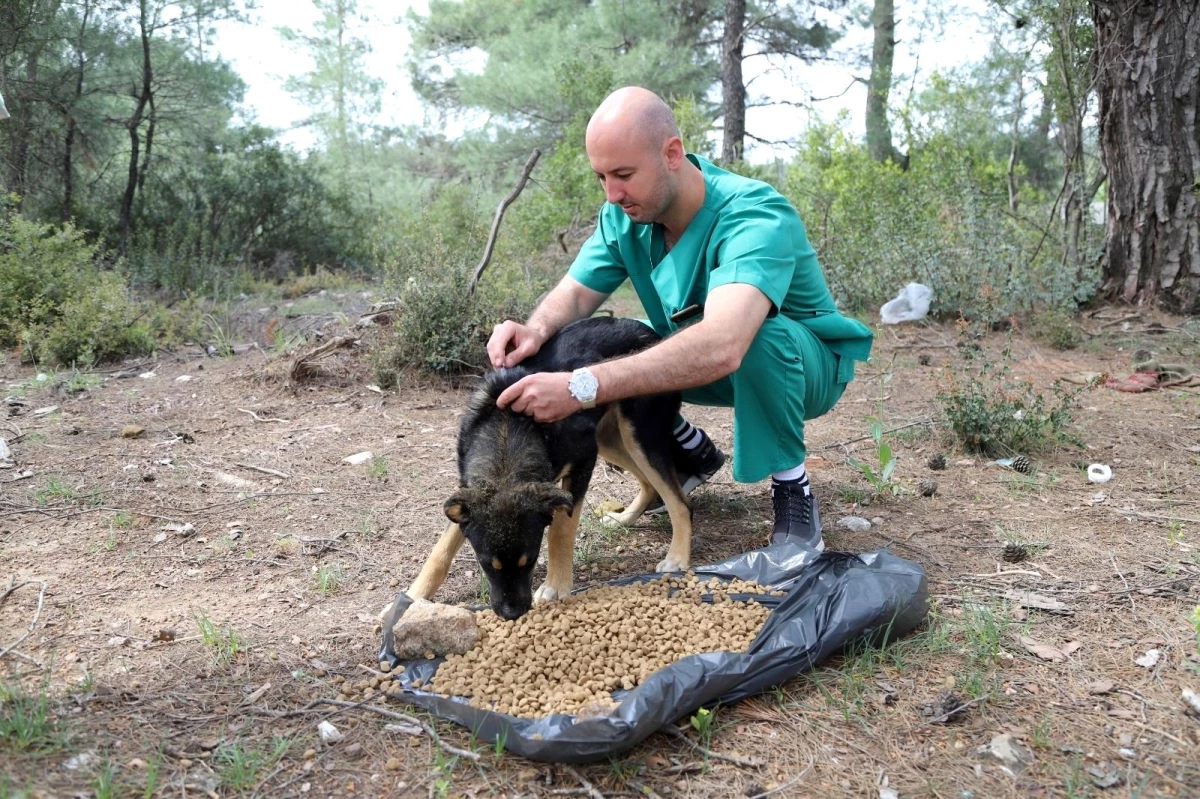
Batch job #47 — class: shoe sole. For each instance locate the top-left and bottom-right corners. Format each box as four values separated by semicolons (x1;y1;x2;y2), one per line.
644;451;727;516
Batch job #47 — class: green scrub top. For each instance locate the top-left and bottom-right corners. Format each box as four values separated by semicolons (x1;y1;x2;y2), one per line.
568;155;872;384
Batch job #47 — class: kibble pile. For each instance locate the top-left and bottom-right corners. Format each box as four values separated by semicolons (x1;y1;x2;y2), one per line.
426;573;780;718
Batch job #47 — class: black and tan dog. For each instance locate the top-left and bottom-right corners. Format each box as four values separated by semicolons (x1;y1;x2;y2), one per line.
391;317;694;621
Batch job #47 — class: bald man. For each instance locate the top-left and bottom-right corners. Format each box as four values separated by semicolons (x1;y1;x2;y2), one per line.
488;87;873;552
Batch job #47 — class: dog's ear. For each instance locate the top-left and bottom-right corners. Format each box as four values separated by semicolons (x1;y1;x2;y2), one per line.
444;488;482;525
535;484;574;517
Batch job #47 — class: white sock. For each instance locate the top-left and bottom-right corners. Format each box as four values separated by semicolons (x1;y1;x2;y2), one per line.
773;464;811;497
772;463;807;483
673;420;704;450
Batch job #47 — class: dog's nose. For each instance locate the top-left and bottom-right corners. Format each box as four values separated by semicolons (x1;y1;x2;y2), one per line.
497;602;526;621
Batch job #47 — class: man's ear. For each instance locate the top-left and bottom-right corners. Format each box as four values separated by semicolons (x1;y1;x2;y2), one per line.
663;135;686;170
444;488;483;525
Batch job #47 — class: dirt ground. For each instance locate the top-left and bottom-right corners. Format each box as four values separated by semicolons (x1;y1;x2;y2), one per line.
2;303;1199;798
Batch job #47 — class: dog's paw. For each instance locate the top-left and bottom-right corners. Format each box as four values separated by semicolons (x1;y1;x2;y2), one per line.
656;554;689;573
601;511;636;527
533;582;570;603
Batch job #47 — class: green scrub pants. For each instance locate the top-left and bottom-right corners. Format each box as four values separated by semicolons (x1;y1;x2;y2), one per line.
677;315;846;483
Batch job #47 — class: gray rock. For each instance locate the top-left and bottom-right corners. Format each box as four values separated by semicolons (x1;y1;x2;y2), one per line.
978;734;1032;771
836;516;872;532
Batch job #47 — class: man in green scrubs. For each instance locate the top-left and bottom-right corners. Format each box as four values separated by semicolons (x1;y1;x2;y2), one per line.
489;87;872;552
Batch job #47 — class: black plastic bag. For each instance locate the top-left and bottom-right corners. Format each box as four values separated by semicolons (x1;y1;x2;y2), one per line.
379;542;928;764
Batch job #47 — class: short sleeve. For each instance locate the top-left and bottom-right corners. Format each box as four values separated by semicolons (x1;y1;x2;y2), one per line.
567;208;629;295
706;194;804;313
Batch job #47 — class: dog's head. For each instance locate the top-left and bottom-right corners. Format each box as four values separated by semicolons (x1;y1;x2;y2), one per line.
444;482;573;620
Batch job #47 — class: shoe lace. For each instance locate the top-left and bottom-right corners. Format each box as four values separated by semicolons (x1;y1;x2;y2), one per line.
773;482;811;525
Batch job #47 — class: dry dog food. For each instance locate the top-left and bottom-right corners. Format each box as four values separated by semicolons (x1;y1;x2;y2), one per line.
429;574;780;718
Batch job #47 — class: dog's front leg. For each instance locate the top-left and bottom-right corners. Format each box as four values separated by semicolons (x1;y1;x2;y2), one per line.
534;503;582;603
378;521;464;620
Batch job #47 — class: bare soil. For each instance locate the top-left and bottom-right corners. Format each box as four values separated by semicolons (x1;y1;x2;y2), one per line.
2;307;1199;798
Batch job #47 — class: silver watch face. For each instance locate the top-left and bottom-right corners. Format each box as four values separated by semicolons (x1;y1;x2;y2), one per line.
569;369;599;402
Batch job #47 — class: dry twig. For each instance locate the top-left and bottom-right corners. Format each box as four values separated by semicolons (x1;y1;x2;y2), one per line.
661;725;764;767
234;463;290;479
0;578;47;664
468;149;542;296
236;408;290;424
564;766;606;799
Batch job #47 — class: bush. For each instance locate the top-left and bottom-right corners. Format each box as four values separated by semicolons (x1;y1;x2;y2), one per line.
783;126;1101;320
1032;309;1083;350
0;208;154;365
371;210;545;385
937;330;1090;456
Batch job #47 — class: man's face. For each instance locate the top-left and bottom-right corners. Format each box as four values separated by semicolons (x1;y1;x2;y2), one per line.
587;140;677;225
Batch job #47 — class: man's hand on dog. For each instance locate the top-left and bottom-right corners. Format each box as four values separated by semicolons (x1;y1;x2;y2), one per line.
497;372;579;423
488;321;544;368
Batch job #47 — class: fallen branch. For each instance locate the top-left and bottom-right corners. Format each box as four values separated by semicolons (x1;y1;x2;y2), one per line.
661;725;764;767
237;408;290;424
564;766;605;799
234;463;290;479
924;693;992;725
288;336;359;386
746;755;815;798
822;418;933;450
0;578;47;663
468;149;542;296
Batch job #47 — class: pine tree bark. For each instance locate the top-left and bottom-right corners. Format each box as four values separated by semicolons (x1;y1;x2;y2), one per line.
865;0;904;166
119;0;153;256
1091;0;1200;311
720;0;746;164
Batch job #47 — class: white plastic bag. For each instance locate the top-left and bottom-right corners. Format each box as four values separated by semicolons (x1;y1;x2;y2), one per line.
879;283;933;324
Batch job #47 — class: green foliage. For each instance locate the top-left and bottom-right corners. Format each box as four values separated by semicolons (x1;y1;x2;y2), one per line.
372;207;543;382
1032;309;1082;350
0;681;66;753
0;209;153;365
214;738;291;791
786;120;1100;320
847;416;902;495
938;328;1091;456
689;706;716;749
194;610;242;666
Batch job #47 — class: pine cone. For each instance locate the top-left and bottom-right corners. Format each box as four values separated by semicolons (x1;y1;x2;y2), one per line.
1002;541;1030;563
928;454;947;471
919;478;938;497
1011;455;1032;474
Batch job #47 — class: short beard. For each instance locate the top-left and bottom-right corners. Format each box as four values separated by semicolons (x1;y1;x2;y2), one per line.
626;164;676;225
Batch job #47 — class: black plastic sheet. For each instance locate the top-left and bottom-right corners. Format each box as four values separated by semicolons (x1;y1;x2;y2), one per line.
379;542;928;764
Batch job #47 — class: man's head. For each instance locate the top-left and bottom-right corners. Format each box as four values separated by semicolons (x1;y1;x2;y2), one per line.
585;87;684;225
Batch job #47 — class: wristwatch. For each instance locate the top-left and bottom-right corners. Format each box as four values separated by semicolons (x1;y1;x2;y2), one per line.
567;368;599;409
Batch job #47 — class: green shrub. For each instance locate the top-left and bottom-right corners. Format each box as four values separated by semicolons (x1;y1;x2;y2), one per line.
371;210;545;384
1032;309;1082;350
937;334;1091;456
0;208;154;365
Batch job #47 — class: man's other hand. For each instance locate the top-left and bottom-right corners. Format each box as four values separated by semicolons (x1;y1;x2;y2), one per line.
487;321;545;369
496;372;579;423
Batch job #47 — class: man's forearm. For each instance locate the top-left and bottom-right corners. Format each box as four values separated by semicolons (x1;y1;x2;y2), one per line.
526;277;607;341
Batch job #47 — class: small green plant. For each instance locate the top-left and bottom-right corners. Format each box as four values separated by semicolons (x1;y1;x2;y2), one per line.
1031;715;1054;749
1032;309;1082;350
1189;606;1200;671
142;752;162;799
959;601;1007;664
431;746;458;799
0;681;66;752
194;610;242;666
689;706;717;749
91;760;117;799
214;738;290;791
938;331;1092;457
838;485;868;504
34;476;75;505
112;511;134;530
314;563;342;596
847;416;901;495
368;454;389;480
477;570;490;604
492;726;507;762
203;313;235;358
1167;521;1186;545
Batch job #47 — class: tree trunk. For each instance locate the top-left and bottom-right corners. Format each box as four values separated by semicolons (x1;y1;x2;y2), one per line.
1091;0;1200;312
62;0;91;222
119;0;152;256
866;0;904;166
6;48;38;206
720;0;746;164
